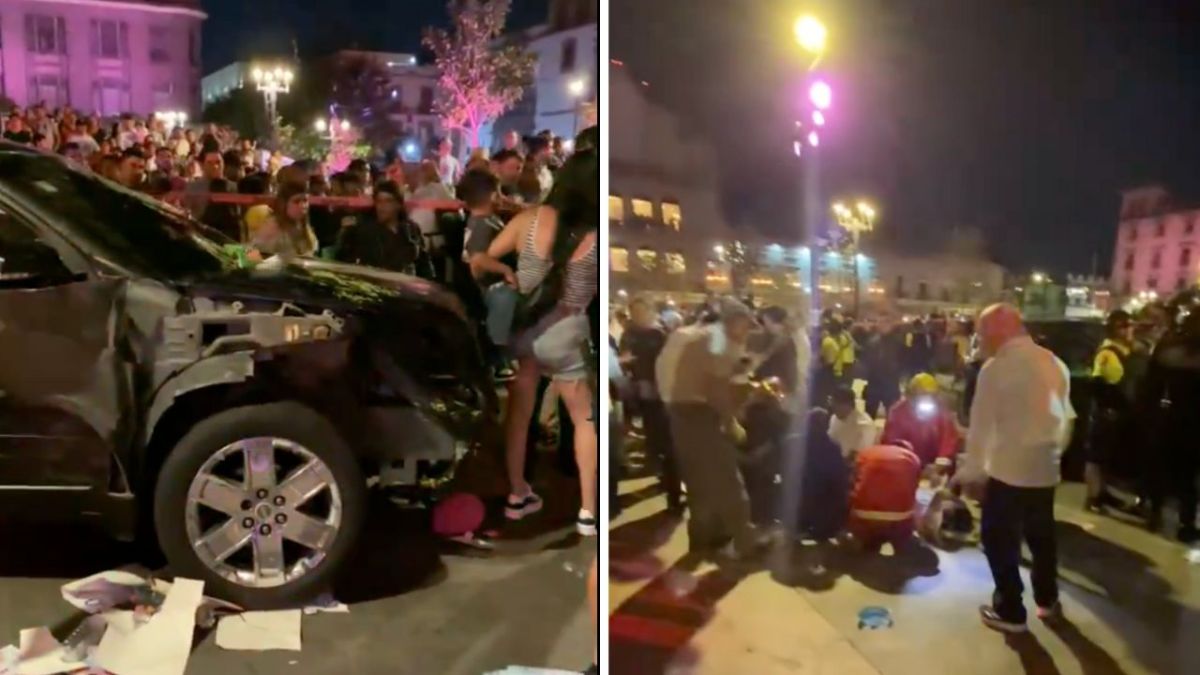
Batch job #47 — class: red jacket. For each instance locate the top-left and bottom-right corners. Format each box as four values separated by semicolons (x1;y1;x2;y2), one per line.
851;444;922;524
880;398;959;467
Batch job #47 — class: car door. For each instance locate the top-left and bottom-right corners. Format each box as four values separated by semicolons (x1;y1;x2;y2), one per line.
0;201;127;515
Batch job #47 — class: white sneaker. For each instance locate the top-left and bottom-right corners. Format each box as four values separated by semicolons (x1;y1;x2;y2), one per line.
577;510;597;536
505;492;544;520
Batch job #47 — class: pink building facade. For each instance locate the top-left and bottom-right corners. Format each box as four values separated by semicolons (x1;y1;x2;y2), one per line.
1110;185;1200;300
0;0;205;117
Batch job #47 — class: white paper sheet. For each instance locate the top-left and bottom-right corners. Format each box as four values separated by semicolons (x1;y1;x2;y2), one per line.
60;571;148;613
8;627;87;675
215;610;302;651
92;577;204;675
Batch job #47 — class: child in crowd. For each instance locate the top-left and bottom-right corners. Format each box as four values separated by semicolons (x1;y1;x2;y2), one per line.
459;168;518;376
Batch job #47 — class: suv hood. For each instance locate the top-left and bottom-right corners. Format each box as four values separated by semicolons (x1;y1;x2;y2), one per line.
179;257;466;318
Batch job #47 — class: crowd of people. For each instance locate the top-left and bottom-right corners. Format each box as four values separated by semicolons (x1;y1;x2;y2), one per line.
612;288;1200;634
3;103;600;657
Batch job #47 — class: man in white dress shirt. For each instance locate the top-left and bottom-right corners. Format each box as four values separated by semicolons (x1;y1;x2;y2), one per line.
953;304;1075;634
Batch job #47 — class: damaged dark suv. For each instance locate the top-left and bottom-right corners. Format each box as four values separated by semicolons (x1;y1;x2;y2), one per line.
0;145;495;608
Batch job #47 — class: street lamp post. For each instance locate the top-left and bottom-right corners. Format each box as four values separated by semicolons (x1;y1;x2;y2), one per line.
793;16;828;321
832;200;877;315
251;64;294;146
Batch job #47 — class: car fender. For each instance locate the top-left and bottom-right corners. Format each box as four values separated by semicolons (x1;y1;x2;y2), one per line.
141;351;255;447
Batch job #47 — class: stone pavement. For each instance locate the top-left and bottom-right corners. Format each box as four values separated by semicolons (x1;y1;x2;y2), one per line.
610;476;1200;675
0;458;594;675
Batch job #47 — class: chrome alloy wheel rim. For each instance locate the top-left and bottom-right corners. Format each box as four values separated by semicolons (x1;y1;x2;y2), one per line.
185;437;343;589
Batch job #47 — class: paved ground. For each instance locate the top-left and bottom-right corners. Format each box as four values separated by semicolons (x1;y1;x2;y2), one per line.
610;472;1200;675
0;452;594;675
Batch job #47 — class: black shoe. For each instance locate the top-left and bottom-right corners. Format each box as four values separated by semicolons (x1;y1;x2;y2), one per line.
583;664;598;675
1177;526;1200;545
979;605;1028;634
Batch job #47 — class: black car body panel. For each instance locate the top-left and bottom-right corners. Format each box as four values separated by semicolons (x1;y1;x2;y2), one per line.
0;144;494;538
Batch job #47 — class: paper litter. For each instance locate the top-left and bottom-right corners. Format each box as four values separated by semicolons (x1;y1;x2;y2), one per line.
485;669;581;675
1186;549;1200;564
215;611;302;652
93;577;204;675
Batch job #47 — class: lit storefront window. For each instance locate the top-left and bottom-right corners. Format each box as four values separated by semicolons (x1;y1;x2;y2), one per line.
636;248;658;271
608;195;624;223
631;198;655;220
610;247;629;272
662;201;682;230
665;252;686;274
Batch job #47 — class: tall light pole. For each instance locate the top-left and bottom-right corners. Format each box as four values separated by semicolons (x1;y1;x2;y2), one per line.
251;64;294;146
832;200;877;315
793;15;828;320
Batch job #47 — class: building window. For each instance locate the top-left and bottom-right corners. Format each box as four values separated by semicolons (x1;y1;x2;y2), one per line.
636;248;657;271
1178;277;1190;291
1128;224;1137;241
665;252;686;274
93;79;131;117
152;82;173;111
149;26;171;63
25;15;66;55
28;74;67;107
1156;220;1166;237
189;28;200;67
918;282;929;300
1188;219;1197;235
1151;249;1162;269
608;195;624;223
90;19;129;59
610;247;629;272
1124;252;1135;271
419;86;434;113
940;287;952;302
631;198;654;220
661;201;682;230
1148;277;1158;290
561;38;577;73
1182;248;1192;267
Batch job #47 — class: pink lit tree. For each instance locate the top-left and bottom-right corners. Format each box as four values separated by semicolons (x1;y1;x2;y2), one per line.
423;0;535;152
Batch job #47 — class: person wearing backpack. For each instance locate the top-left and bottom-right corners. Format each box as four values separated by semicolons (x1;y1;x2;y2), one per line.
485;147;599;536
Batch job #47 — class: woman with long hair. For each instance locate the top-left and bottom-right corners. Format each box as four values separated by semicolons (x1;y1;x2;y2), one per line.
486;144;599;536
252;183;318;257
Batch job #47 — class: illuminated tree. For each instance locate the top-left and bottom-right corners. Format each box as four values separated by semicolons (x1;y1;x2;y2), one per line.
423;0;535;150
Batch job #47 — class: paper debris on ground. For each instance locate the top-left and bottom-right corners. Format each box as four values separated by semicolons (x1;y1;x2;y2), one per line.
215;610;302;651
61;570;152;614
1186;548;1200;564
485;669;580;675
0;627;88;675
92;577;204;675
301;593;349;615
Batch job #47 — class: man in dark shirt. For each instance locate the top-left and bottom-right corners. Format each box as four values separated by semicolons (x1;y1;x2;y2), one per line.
619;296;681;509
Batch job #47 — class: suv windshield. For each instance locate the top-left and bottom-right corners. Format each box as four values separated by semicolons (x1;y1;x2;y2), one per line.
0;152;237;281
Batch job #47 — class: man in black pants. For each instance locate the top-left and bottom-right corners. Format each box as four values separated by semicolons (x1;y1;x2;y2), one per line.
953;304;1076;633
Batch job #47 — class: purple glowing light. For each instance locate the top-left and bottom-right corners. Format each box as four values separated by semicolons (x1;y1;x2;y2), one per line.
812;110;826;126
809;81;832;110
807;131;820;147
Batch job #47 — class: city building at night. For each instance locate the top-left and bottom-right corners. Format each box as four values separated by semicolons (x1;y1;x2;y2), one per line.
327;50;442;154
0;0;205;116
1110;184;1200;302
200;60;249;105
481;0;597;148
609;60;1005;316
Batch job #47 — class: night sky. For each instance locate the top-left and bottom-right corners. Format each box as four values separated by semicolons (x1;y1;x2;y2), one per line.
201;0;548;72
611;0;1200;275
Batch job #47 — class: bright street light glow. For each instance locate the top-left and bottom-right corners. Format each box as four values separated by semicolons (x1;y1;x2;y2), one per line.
252;68;263;82
340;120;351;131
809;81;832;110
793;15;827;55
713;244;725;255
807;130;820;147
404;141;417;155
793;140;802;157
562;138;575;151
812;110;825;126
857;202;876;219
568;78;587;97
314;119;327;132
1032;272;1046;283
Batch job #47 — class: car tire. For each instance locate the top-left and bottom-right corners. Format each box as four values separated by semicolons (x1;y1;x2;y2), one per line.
154;401;366;609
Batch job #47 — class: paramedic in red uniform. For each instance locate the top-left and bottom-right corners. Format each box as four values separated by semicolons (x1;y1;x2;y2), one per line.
849;443;923;549
880;373;961;469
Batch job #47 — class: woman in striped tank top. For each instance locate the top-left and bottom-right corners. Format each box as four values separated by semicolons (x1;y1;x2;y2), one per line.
486;149;599;536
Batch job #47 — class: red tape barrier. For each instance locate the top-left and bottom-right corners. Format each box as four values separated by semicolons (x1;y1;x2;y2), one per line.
161;192;464;210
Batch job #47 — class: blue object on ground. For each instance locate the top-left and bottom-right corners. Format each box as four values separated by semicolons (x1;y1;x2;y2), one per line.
857;606;894;630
